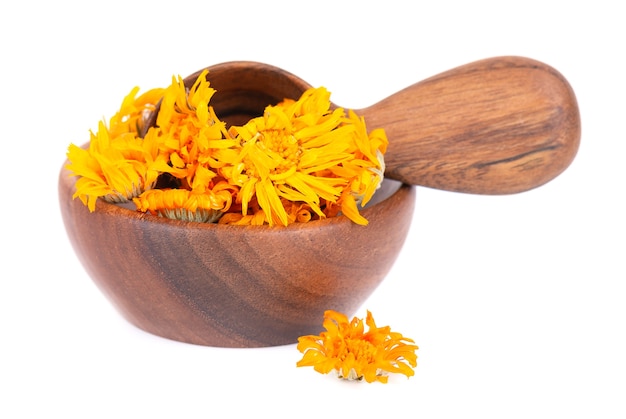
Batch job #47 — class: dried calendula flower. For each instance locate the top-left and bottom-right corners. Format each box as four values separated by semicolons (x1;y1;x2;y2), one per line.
130;71;237;222
296;310;418;383
66;88;166;211
221;87;387;226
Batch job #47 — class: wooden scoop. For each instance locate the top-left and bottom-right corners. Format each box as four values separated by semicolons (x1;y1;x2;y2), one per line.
149;56;580;195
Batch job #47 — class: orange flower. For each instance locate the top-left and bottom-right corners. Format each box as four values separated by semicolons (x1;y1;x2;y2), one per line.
221;87;387;226
297;310;418;383
133;181;236;223
154;70;233;187
66;89;166;212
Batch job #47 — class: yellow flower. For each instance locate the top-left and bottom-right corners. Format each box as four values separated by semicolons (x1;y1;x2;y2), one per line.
66;86;166;211
108;86;165;138
126;70;239;221
154;70;233;187
133;186;234;223
296;310;418;383
221;87;387;226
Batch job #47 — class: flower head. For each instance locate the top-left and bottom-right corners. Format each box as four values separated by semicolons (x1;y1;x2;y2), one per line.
128;71;238;222
65;88;166;211
222;87;387;226
296;310;418;383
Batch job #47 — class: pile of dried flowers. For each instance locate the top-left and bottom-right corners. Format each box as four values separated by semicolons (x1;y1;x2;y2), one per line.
66;70;388;226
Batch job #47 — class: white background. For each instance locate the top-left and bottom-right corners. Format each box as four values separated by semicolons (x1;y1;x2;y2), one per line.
1;1;624;418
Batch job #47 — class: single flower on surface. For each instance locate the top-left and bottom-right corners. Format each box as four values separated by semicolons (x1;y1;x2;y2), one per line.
65;70;388;226
296;310;418;383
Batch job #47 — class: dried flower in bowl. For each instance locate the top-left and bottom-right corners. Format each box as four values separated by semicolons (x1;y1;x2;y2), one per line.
66;70;388;226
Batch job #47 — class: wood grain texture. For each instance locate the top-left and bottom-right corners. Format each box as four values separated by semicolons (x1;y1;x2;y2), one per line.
59;168;415;347
358;56;581;194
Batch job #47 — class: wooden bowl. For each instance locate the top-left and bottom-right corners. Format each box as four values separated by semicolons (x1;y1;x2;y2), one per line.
59;62;416;347
58;169;415;347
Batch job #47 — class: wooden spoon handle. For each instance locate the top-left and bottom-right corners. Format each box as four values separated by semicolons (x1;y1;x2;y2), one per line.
358;56;581;194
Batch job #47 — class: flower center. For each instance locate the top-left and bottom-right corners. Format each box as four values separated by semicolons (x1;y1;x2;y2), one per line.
256;130;301;177
343;338;377;363
267;130;299;170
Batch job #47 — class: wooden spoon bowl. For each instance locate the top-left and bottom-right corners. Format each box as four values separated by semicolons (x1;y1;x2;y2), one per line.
59;56;580;347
